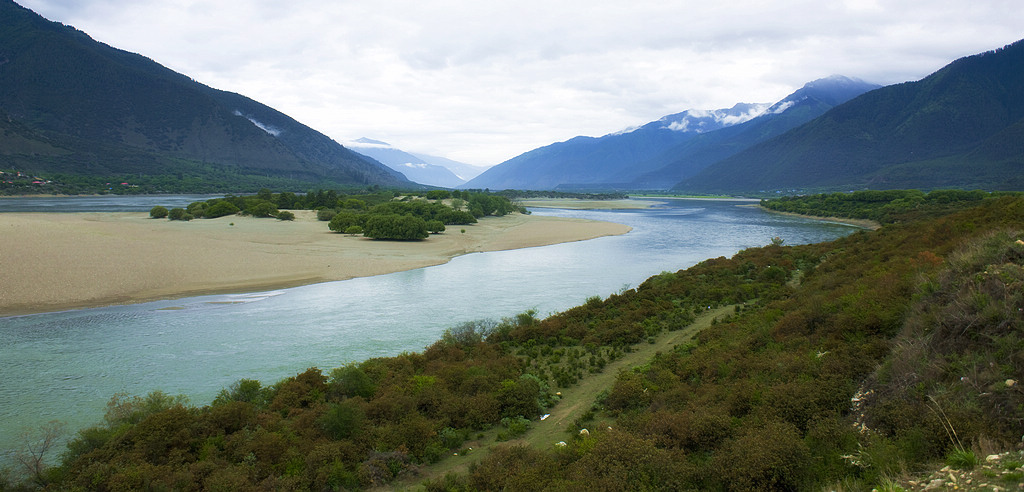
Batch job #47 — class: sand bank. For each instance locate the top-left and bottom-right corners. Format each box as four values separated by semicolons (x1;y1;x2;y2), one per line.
518;198;664;209
0;211;630;316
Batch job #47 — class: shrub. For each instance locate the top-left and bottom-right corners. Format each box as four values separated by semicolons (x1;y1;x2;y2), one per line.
247;201;278;218
277;211;295;221
328;212;363;232
426;220;446;234
167;208;193;221
344;225;363;235
204;200;240;218
317;208;338;221
149;206;168;219
363;214;428;240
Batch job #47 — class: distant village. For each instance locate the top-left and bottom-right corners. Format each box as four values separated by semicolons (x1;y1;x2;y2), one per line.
0;169;138;195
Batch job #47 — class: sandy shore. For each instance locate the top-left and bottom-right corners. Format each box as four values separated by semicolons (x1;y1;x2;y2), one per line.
519;198;664;209
0;211;631;316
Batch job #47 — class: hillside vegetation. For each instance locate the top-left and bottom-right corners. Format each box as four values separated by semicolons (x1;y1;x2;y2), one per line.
4;193;1023;491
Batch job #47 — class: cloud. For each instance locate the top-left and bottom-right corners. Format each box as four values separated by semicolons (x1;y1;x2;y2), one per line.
16;0;1024;165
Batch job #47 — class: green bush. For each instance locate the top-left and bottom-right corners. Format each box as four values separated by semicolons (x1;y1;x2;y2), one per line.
344;225;363;235
426;220;446;234
204;200;240;218
363;214;428;240
276;211;295;221
149;205;168;219
167;208;192;221
328;212;363;232
247;201;278;218
316;208;338;221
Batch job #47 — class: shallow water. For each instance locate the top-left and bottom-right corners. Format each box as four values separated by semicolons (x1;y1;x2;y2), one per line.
0;198;856;462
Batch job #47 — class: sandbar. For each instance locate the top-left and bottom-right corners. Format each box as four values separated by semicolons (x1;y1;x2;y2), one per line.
518;198;664;209
0;211;631;316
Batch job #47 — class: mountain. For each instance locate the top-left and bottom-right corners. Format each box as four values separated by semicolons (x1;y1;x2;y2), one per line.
0;1;411;191
410;153;490;182
624;75;881;189
676;39;1024;194
347;138;471;188
461;103;770;190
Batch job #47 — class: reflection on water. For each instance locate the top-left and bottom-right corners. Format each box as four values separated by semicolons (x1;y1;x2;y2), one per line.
0;198;857;462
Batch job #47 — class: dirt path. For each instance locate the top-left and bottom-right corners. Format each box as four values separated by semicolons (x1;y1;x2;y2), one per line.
388;304;738;490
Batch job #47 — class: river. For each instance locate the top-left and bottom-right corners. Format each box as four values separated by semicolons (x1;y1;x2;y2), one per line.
0;196;857;463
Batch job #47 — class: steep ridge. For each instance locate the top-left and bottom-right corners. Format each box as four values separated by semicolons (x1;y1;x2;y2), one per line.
676;39;1024;194
0;0;409;189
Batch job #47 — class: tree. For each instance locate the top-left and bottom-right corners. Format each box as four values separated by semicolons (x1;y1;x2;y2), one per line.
149;205;168;219
15;420;65;487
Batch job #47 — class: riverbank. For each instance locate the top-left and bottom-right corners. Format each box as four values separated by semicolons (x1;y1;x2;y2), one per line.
757;205;881;230
0;211;631;316
519;198;664;209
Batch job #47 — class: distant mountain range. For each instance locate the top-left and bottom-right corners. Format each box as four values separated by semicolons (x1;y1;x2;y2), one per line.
468;39;1024;194
463;76;880;191
461;102;772;190
676;39;1024;193
0;0;411;191
347;138;489;188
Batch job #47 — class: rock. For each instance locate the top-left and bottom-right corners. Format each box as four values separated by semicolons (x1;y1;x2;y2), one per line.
988;454;1003;462
924;479;945;490
579;428;590;437
1007;379;1017;387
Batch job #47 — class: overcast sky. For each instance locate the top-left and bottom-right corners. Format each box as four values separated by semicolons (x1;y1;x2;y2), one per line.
18;0;1024;166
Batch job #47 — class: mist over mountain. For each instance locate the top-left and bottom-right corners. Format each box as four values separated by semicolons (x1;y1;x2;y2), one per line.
347;138;471;188
0;0;411;191
676;40;1024;194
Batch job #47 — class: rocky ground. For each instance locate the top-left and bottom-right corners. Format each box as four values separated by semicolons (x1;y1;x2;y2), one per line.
898;451;1024;491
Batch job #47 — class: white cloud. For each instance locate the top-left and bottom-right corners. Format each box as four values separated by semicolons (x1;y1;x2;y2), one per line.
16;0;1024;165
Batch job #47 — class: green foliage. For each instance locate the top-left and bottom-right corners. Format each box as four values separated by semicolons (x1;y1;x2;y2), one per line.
344;225;363;235
166;207;192;221
276;210;294;221
946;448;978;470
203;200;240;218
761;189;1012;224
316;208;337;221
426;219;446;234
363;213;429;240
148;205;168;219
